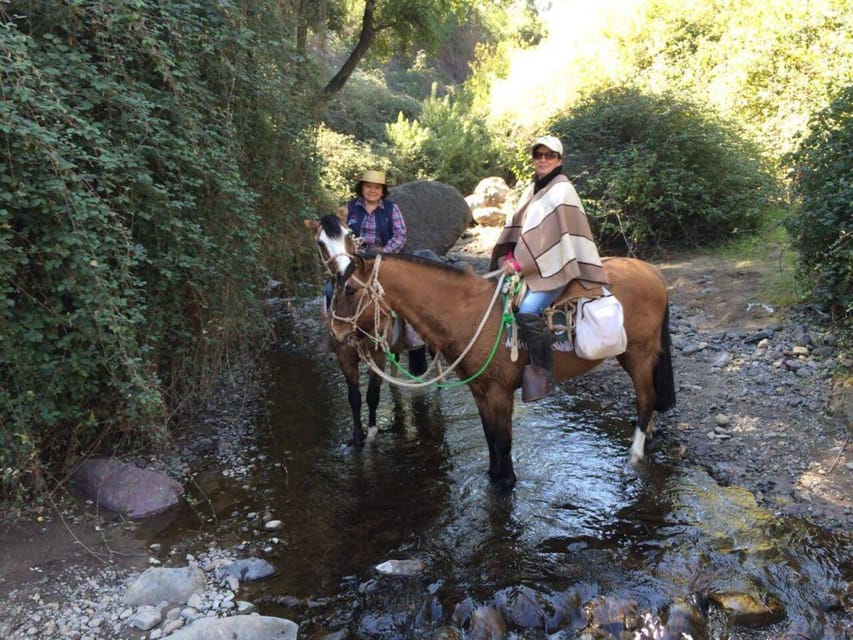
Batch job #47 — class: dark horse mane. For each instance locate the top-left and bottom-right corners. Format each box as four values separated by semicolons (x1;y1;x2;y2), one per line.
371;251;477;280
320;210;477;279
320;213;346;239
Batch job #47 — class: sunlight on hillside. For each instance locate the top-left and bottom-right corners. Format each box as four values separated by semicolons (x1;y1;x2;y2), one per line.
489;0;642;129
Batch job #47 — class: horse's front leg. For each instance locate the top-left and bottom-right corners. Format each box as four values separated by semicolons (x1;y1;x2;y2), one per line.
365;349;387;433
472;383;516;489
337;344;365;447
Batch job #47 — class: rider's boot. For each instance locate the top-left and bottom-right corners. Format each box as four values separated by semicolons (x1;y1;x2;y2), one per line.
516;313;554;402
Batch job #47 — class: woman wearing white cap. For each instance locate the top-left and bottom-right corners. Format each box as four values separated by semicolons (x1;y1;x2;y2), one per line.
489;135;608;401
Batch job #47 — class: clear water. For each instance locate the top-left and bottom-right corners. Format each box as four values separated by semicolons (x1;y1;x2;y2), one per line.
150;321;852;639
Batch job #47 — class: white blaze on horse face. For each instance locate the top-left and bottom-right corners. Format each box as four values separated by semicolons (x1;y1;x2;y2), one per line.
318;227;353;280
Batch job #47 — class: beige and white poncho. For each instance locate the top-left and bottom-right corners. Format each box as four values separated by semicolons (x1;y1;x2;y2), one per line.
489;174;608;292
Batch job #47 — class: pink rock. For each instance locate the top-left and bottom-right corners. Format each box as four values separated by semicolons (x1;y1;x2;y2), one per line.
72;458;184;518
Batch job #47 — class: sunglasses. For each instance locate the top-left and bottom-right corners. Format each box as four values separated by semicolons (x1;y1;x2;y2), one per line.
532;151;560;160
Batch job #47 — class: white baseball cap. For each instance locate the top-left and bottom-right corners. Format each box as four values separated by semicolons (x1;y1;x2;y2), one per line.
531;135;563;157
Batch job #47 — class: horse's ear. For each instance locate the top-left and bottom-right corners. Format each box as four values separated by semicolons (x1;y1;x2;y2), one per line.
335;205;347;223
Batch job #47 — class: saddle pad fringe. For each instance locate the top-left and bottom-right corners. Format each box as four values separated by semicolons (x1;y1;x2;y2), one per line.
502;337;575;352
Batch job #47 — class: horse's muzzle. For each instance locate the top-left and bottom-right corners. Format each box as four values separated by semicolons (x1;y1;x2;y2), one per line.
336;261;355;288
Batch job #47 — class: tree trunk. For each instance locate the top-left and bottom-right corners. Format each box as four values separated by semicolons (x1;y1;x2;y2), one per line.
317;0;376;110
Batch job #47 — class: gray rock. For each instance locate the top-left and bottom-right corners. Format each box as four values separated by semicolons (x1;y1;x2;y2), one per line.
130;606;162;631
71;458;183;519
123;567;206;606
375;559;427;576
216;558;276;583
164;615;298;640
390;180;472;255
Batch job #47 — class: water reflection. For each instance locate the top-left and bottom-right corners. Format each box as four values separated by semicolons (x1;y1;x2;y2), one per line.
152;323;851;639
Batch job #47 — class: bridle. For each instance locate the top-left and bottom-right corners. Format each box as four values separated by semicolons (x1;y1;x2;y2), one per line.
329;254;398;354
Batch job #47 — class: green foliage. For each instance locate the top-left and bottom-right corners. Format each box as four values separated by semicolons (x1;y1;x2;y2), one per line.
385;85;501;194
358;0;475;60
316;124;392;203
619;0;853;163
786;85;853;319
0;0;320;503
550;87;776;255
323;66;423;140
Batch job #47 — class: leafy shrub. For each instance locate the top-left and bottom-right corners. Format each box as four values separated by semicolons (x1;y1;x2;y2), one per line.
323;67;423;142
0;0;318;503
316;125;394;204
786;85;853;320
549;86;776;255
386;85;501;194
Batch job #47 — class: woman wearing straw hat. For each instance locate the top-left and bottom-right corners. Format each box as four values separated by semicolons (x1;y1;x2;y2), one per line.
344;169;407;253
318;169;408;353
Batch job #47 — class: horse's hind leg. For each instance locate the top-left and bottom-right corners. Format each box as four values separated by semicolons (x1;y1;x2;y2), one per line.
617;350;657;466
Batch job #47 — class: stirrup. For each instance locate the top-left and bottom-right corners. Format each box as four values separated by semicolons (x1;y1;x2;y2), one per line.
521;365;553;402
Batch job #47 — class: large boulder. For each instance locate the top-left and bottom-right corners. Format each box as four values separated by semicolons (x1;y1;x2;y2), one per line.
389;180;472;256
71;458;184;519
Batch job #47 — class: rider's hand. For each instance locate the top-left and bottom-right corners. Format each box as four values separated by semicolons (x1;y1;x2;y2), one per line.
503;258;520;275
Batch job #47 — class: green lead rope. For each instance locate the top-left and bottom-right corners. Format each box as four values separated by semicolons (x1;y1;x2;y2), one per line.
385;278;519;389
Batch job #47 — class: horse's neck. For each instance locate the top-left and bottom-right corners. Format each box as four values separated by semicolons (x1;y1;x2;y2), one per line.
376;259;494;355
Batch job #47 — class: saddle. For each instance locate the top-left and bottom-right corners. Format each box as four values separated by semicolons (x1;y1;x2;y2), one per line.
509;279;605;350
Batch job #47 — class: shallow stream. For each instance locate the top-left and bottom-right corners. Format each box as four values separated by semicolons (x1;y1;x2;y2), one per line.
147;324;851;639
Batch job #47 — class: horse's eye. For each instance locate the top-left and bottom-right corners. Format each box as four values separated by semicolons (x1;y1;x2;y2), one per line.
344;286;356;296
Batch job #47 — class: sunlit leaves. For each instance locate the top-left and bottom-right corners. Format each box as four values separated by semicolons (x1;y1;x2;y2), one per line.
787;85;853;319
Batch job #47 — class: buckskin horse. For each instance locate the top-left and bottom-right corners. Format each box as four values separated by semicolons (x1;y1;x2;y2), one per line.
304;215;427;446
316;214;675;488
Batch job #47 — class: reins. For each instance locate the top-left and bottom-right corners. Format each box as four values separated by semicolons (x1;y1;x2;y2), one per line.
339;256;519;389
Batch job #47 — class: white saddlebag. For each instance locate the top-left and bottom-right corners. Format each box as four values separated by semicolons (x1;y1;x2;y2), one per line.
574;293;627;360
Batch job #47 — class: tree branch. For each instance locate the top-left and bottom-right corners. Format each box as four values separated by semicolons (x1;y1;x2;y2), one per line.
317;0;377;109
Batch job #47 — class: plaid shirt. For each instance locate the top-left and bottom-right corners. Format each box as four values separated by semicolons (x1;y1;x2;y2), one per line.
348;198;407;253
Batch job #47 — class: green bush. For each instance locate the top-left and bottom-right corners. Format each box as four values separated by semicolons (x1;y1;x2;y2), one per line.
386;85;501;194
0;0;318;503
316;125;394;205
549;86;776;255
786;85;853;320
323;66;423;142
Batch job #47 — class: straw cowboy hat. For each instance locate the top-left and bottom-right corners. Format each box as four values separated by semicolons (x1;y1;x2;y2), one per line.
359;170;387;185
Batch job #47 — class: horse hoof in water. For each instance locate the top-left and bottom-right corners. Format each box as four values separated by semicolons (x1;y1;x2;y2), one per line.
628;427;647;467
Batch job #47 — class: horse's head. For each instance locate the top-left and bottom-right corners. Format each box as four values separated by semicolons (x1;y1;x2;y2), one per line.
303;213;357;287
326;256;394;346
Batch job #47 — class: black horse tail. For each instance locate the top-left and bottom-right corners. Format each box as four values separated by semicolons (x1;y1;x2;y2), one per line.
653;302;677;412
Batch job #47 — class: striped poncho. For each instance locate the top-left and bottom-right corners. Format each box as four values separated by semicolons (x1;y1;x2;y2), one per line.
489;174;608;292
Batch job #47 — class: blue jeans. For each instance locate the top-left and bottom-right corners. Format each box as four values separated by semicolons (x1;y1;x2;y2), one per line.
323;280;334;307
518;288;562;315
